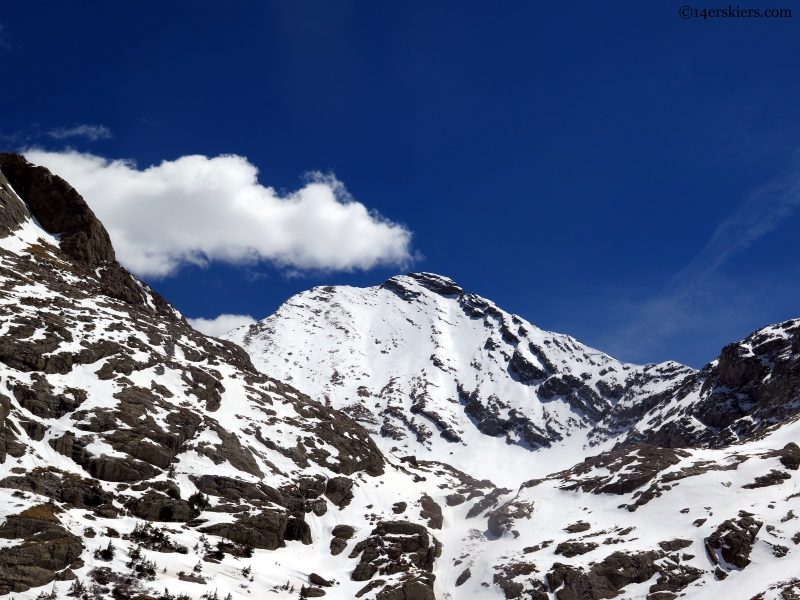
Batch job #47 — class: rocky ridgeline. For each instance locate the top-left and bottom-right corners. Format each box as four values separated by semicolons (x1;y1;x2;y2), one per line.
617;318;800;448
0;153;800;600
225;272;698;478
227;264;800;475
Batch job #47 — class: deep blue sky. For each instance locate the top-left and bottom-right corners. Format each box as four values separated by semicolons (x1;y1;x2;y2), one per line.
2;1;799;367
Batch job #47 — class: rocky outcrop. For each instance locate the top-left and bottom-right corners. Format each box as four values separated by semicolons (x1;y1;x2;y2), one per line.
487;499;533;537
742;469;792;489
0;505;83;594
12;375;86;419
325;476;354;509
704;511;763;573
330;524;355;556
546;547;703;600
200;509;290;550
621;319;800;448
301;402;386;477
554;541;598;557
48;431;161;482
493;562;547;599
125;491;196;522
508;349;547;385
0;467;113;509
192;474;285;506
770;442;800;470
374;580;436;600
418;495;442;530
0;152;114;269
0;169;30;238
0;152;167;314
405;272;464;296
555;445;689;496
349;521;441;595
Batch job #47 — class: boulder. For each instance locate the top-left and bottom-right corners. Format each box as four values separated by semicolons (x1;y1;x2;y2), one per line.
419;495;442;529
125;491;195;522
325;476;354;509
200;509;288;550
705;512;762;570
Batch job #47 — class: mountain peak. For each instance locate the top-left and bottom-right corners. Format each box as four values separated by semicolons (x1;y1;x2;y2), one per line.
0;152;115;269
380;272;464;302
405;272;464;296
0;152;179;319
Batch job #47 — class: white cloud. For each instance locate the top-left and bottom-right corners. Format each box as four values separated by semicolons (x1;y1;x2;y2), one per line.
47;125;113;141
23;150;414;277
187;314;256;338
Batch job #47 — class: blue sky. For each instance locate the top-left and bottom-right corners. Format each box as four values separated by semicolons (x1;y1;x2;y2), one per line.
1;1;799;367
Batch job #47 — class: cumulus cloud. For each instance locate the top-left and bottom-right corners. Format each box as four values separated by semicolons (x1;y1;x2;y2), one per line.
187;314;256;338
47;125;112;141
23;150;414;277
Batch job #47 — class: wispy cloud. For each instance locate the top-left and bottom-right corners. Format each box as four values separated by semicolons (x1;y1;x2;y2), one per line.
0;24;10;50
47;124;112;141
678;170;800;284
0;130;29;145
607;162;800;364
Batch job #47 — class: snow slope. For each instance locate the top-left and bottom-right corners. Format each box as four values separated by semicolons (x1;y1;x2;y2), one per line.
224;273;693;482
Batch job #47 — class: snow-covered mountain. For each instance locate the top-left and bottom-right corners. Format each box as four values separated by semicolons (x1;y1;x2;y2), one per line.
226;272;795;481
1;152;800;600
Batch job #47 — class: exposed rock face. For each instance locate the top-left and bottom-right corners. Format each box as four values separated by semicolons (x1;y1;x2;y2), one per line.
455;568;471;586
493;561;547;599
0;468;113;509
0;152;114;268
0;169;30;238
330;524;355;556
620;318;800;448
374;580;436;600
192;474;284;505
349;521;441;597
487;498;533;537
772;442;800;470
325;476;355;509
546;547;703;600
0;506;83;594
125;491;196;522
742;469;792;489
418;494;443;530
554;541;598;558
704;511;763;571
200;510;290;550
0;152;175;316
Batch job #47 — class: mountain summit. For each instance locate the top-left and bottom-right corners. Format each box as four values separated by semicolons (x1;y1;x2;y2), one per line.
226;272;800;481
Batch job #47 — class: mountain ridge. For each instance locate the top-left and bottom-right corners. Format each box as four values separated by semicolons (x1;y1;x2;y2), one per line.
227;271;800;480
